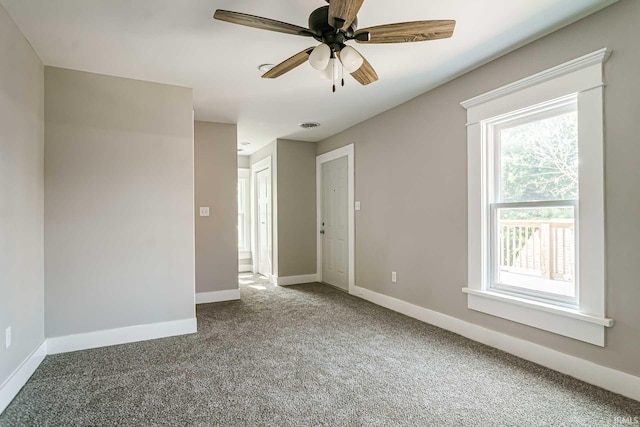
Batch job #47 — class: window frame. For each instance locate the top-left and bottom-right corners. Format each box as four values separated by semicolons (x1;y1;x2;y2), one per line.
461;48;613;346
238;168;251;257
487;98;579;307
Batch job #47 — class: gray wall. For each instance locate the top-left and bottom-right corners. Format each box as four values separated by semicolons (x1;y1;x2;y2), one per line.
194;121;238;293
0;4;45;386
45;67;195;337
277;139;317;277
238;156;250;169
318;0;640;376
250;141;277;166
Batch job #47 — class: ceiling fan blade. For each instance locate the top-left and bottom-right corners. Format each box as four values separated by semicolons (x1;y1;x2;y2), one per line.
339;48;378;85
262;47;316;79
214;10;315;37
328;0;365;29
355;20;456;44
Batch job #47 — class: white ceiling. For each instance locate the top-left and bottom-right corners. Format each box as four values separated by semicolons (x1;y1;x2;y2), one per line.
1;0;616;155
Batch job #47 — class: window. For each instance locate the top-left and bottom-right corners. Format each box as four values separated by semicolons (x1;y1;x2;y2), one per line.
461;49;613;346
238;169;251;256
489;99;578;305
238;179;246;248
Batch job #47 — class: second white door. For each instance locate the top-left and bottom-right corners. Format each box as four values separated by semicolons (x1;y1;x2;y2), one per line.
321;156;348;290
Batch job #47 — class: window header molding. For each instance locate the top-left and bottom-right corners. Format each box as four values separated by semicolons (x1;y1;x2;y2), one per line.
461;48;611;110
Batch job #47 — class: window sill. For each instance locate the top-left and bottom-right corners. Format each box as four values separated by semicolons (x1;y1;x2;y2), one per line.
462;287;614;346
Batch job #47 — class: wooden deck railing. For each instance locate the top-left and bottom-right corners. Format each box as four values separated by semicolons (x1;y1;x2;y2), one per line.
499;219;575;281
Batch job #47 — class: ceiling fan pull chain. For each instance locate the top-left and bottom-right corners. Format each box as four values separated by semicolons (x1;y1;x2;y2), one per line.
332;56;336;92
341;64;345;87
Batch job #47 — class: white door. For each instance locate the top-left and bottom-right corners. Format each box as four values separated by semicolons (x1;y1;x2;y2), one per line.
321;156;348;290
256;168;272;277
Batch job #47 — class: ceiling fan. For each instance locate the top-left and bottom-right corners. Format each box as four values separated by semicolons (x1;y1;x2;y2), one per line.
213;0;455;91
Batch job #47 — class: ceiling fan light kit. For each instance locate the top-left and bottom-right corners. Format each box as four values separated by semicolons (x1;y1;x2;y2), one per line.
339;46;364;73
320;57;340;81
309;43;331;70
214;0;455;91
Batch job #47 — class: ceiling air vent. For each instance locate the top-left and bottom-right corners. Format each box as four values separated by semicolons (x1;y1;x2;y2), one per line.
299;122;321;129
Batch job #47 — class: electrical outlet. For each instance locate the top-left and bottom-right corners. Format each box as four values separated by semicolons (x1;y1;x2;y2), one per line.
391;271;397;283
5;326;11;349
199;207;210;217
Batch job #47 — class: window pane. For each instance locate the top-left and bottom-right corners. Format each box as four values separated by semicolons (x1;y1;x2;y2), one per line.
495;206;575;298
499;111;578;203
238;180;245;214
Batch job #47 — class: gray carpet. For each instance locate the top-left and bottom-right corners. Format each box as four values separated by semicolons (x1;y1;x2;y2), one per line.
1;274;639;426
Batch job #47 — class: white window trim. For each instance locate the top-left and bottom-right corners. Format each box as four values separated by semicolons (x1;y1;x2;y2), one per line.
238;168;251;258
461;48;613;346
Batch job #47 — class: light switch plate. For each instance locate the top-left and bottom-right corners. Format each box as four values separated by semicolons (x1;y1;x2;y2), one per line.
5;326;11;349
199;207;210;217
391;271;397;283
355;201;361;211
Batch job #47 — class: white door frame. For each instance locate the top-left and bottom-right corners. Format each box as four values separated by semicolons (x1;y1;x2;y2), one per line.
251;156;273;279
316;144;355;294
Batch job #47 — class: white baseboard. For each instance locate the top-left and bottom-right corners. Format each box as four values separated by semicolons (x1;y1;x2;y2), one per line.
46;318;197;355
0;341;47;414
351;285;640;402
273;274;319;287
238;265;253;273
1;318;198;415
196;289;240;304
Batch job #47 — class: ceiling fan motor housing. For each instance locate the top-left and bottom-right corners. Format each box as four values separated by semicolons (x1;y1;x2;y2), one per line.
309;6;357;50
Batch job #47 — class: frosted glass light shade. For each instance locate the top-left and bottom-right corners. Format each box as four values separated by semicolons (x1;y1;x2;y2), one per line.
309;44;331;70
339;46;364;73
320;58;340;80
